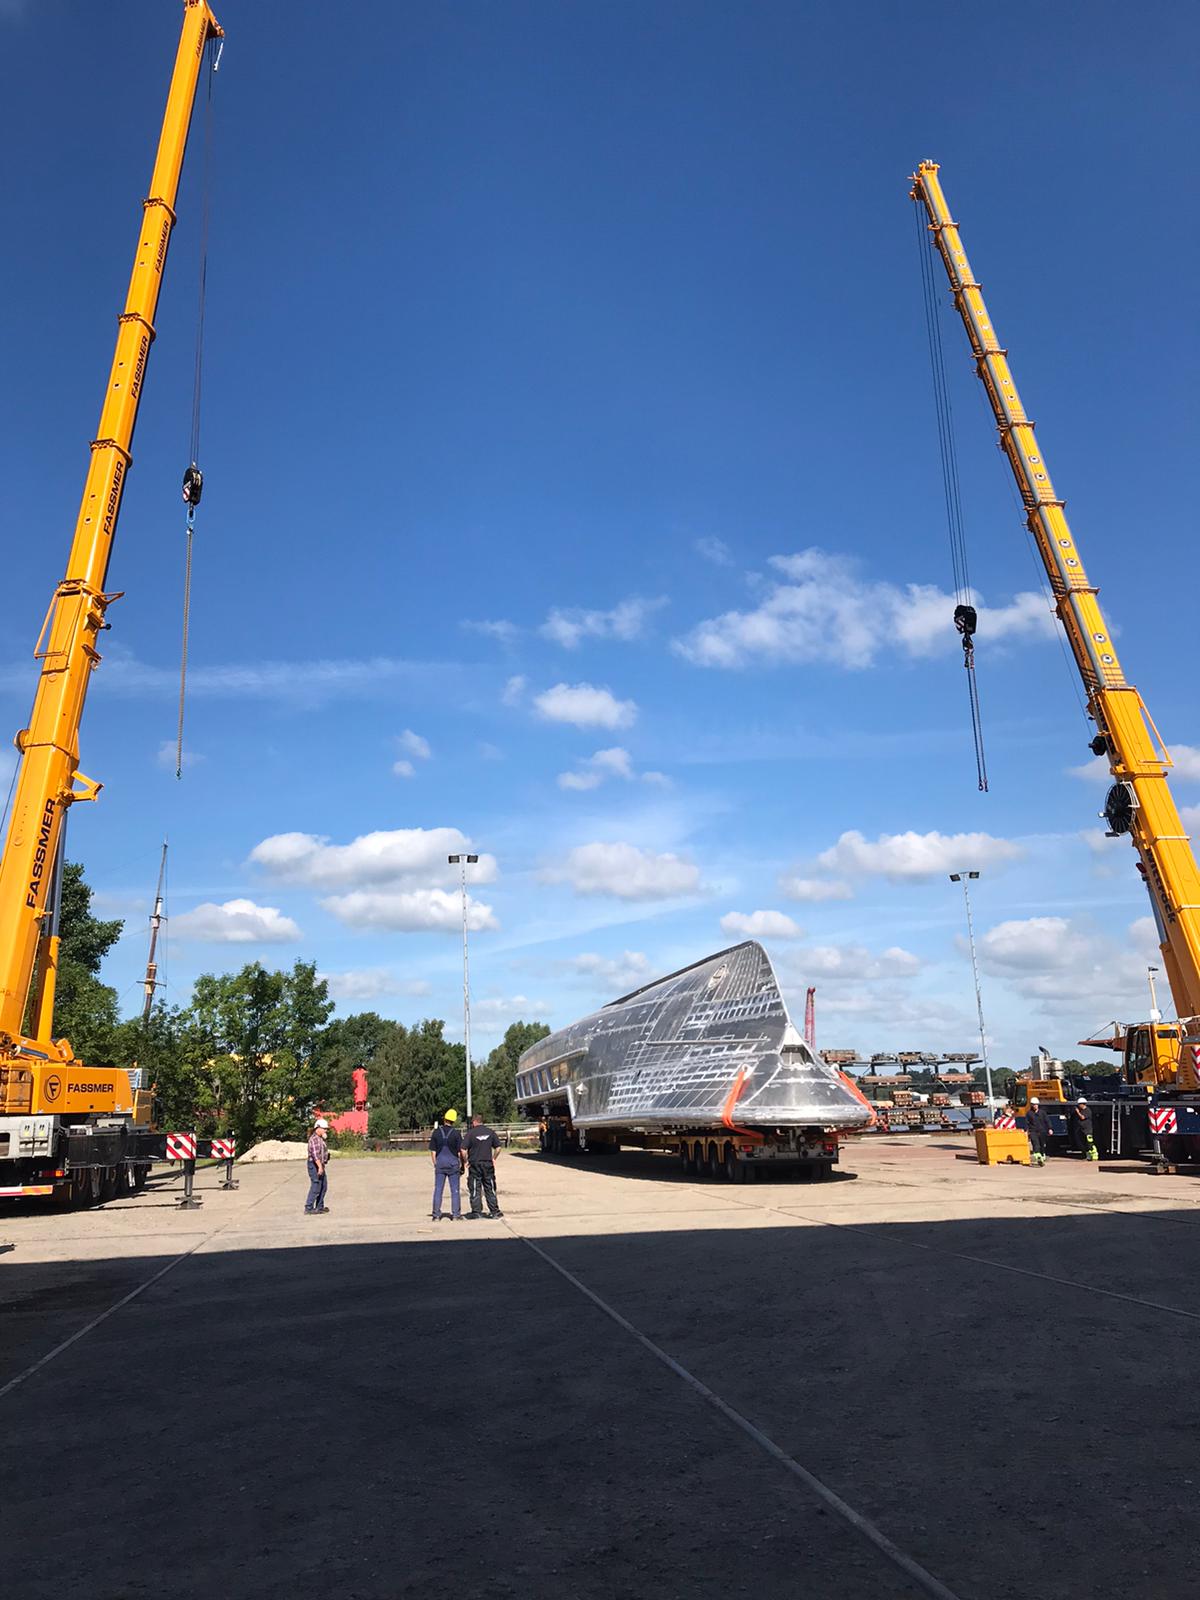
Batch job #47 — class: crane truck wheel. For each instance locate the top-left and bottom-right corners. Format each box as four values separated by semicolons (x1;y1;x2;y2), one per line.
705;1141;721;1180
722;1143;739;1182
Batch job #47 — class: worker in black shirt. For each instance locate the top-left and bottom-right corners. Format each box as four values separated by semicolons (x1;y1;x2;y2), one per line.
463;1113;504;1219
1070;1097;1099;1162
1026;1097;1050;1167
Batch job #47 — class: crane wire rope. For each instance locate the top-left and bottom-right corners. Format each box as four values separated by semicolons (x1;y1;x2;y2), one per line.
175;38;220;780
914;203;988;792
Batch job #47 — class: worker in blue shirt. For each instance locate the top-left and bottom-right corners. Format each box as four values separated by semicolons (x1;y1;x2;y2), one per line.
429;1109;464;1220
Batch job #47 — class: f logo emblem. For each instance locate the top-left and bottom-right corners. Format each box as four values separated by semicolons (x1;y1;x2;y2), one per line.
45;1074;62;1102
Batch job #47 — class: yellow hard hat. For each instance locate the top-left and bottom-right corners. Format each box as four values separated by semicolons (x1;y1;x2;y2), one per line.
444;1108;458;1123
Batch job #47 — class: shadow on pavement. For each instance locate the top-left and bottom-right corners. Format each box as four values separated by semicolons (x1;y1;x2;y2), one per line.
2;1206;1197;1599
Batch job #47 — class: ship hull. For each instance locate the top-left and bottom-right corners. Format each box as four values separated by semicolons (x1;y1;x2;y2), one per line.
516;941;873;1133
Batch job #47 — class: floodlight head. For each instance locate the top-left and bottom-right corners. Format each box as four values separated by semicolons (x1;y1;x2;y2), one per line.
447;854;461;864
949;873;962;882
967;870;980;880
467;854;479;863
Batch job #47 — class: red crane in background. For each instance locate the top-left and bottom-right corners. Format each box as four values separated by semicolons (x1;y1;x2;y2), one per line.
804;987;816;1050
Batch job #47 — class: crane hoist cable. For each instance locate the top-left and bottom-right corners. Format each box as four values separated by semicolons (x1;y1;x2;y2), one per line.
175;37;221;780
914;203;988;792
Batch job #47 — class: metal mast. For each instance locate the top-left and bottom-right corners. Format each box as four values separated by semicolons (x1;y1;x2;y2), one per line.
142;842;168;1022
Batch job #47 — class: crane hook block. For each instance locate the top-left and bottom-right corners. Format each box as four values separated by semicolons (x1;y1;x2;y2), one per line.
953;603;977;640
182;464;204;507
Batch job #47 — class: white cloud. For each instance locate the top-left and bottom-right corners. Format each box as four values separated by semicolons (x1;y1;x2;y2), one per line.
322;887;498;933
977;916;1088;973
816;828;1024;882
673;547;1056;670
1182;805;1200;832
694;536;733;567
780;876;854;903
534;682;637;730
641;770;672;788
558;768;603;792
563;950;652;991
464;619;519;644
974;914;1161;1015
319;968;432;1002
1072;745;1200;786
792;943;922;980
392;760;415;779
172;899;302;944
156;740;203;771
540;597;666;650
1069;756;1109;784
251;827;497;889
472;994;552;1026
720;909;804;939
20;651;473;706
542;841;701;900
478;741;504;762
502;674;526;707
397;729;431;761
557;746;638;790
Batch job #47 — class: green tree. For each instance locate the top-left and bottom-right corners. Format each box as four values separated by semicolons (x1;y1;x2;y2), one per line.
109;1003;212;1130
189;960;334;1147
476;1020;550;1122
368;1103;399;1139
51;860;123;1060
393;1019;464;1130
309;1011;408;1109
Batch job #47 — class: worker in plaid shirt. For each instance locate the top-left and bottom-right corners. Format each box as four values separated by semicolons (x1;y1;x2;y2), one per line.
305;1118;330;1214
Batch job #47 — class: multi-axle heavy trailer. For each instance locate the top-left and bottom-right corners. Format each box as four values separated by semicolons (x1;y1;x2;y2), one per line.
0;3;224;1203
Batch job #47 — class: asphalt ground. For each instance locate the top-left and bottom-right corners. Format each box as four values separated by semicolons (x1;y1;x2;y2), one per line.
2;1137;1199;1599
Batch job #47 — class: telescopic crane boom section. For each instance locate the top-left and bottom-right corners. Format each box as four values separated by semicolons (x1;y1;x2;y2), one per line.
0;3;221;1105
909;161;1200;1034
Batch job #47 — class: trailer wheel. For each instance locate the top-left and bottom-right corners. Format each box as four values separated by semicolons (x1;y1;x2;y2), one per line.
704;1142;720;1179
722;1143;739;1182
99;1166;119;1203
133;1164;149;1192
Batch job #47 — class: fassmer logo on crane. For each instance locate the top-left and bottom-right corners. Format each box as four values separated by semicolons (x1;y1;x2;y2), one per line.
44;1074;62;1101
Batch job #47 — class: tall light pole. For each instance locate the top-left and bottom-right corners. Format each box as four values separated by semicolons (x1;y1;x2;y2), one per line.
448;852;479;1118
949;870;995;1115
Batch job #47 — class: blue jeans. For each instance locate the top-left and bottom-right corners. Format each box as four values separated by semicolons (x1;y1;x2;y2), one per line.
432;1164;461;1217
305;1158;328;1212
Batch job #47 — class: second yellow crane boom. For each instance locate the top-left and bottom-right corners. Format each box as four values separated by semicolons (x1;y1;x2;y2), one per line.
910;160;1200;1040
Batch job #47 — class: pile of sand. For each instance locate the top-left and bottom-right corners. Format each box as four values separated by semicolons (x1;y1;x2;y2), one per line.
238;1139;309;1164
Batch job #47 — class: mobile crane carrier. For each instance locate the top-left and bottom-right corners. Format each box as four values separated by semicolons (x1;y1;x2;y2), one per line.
0;2;224;1203
910;162;1200;1164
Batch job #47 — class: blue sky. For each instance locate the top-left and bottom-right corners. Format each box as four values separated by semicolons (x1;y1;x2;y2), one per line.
3;0;1197;1065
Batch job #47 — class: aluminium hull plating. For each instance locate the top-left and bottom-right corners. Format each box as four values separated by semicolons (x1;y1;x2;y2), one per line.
516;941;873;1132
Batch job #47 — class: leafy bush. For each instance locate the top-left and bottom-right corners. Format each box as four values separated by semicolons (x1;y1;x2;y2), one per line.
368;1103;400;1139
328;1127;365;1151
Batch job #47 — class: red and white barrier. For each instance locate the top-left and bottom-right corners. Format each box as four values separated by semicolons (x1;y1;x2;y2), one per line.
166;1131;197;1161
210;1138;235;1160
993;1112;1016;1130
1149;1107;1178;1136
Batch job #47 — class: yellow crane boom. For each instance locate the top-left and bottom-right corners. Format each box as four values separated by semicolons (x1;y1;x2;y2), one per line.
0;2;222;1117
909;161;1200;1044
